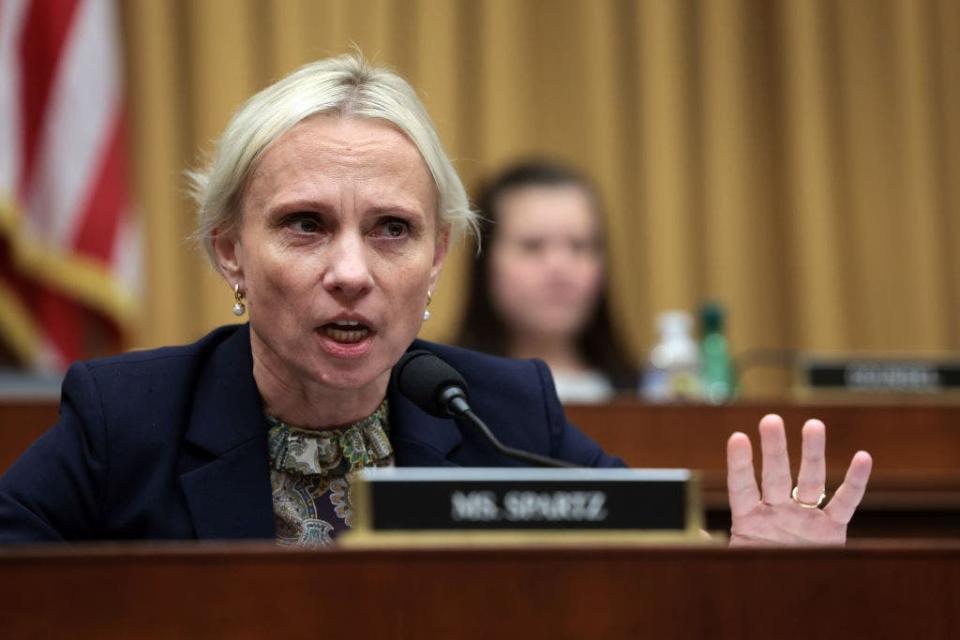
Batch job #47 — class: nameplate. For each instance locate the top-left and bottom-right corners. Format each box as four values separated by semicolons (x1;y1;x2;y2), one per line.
801;358;960;393
348;468;701;539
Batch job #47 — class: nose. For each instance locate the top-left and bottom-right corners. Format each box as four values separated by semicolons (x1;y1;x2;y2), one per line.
321;231;374;300
544;243;572;275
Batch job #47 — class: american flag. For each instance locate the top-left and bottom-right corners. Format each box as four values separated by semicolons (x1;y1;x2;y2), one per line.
0;0;139;371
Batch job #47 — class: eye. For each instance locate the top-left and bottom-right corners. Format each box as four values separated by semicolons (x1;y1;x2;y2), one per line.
375;218;411;239
571;238;600;256
285;214;321;234
517;237;545;254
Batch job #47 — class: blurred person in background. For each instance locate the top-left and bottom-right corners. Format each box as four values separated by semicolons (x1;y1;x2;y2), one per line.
457;161;637;403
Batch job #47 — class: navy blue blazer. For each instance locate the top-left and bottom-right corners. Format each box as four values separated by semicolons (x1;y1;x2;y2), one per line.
0;324;622;542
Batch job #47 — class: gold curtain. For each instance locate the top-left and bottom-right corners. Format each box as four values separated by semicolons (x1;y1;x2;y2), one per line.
120;0;960;396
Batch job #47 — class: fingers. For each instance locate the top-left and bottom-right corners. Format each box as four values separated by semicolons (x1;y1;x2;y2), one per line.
795;419;827;503
824;451;873;524
726;431;760;517
759;414;792;505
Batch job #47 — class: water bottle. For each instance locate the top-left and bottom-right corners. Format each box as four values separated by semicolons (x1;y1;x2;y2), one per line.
642;311;701;402
699;302;736;403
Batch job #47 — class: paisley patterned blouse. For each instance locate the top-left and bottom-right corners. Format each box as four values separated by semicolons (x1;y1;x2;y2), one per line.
265;400;394;546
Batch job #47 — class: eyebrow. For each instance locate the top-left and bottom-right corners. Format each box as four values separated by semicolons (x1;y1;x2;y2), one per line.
264;199;336;218
266;199;426;219
367;205;425;220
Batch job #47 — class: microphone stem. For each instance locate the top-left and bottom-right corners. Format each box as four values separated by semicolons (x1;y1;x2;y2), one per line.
457;408;578;469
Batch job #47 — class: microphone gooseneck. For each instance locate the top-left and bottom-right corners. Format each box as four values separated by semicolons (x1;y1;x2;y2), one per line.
395;350;577;468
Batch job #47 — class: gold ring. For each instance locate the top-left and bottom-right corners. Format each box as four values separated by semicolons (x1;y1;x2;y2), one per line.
791;486;826;509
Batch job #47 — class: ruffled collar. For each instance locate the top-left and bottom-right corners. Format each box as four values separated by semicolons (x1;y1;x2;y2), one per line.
266;400;393;476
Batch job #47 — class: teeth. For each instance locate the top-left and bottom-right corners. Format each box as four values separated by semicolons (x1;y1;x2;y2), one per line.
338;320;360;327
324;325;370;344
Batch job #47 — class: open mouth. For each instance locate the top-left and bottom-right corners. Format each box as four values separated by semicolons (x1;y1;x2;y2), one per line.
321;321;371;344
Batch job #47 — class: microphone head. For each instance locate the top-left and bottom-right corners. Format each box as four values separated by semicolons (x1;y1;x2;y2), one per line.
394;350;468;418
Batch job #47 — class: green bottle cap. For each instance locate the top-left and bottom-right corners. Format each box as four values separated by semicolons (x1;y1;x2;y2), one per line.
701;302;724;333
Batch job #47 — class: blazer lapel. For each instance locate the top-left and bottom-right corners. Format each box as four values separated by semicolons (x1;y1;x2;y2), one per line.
179;324;275;540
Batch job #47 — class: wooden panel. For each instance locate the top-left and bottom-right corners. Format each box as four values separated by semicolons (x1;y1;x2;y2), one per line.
564;401;960;507
0;401;58;471
565;400;960;471
0;542;957;638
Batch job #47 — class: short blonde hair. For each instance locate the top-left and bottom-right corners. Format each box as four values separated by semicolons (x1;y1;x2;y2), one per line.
189;52;476;267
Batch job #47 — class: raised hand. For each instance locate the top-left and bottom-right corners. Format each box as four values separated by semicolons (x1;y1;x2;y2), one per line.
726;414;873;546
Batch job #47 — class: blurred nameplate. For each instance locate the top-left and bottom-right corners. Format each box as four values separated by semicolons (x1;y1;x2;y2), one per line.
346;468;703;544
801;357;960;393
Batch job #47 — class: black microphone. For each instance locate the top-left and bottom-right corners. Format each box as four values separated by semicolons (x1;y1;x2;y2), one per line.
394;350;577;468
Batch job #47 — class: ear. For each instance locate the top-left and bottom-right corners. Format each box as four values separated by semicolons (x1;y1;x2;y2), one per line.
428;225;451;291
211;226;244;286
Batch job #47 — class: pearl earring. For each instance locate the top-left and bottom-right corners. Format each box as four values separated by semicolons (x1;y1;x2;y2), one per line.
423;291;432;321
232;283;246;316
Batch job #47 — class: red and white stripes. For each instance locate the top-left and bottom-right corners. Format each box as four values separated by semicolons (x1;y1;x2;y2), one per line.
0;0;139;370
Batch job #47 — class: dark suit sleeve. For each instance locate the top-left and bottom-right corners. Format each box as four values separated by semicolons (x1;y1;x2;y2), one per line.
531;360;627;468
0;362;108;542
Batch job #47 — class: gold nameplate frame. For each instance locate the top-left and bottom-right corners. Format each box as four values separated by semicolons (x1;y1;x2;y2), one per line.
342;467;706;547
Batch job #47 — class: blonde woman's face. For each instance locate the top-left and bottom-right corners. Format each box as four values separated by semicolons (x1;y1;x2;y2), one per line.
217;116;447;392
489;185;604;342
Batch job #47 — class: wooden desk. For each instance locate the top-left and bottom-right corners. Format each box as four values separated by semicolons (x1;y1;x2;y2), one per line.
0;541;958;638
3;399;959;536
